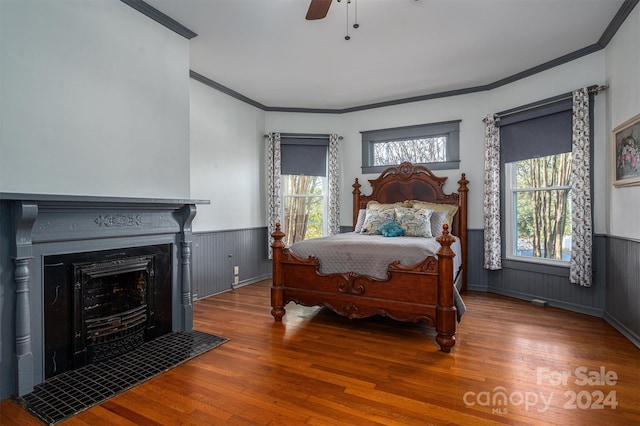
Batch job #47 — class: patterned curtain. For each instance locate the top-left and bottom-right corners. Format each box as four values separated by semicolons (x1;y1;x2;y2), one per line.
570;88;592;287
328;134;341;235
483;114;502;270
266;132;281;258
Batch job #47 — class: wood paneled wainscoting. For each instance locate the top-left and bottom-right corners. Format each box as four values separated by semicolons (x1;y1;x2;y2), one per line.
2;280;639;425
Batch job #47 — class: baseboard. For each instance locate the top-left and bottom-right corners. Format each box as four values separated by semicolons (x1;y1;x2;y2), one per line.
603;311;640;350
232;274;271;290
466;283;488;292
482;287;605;317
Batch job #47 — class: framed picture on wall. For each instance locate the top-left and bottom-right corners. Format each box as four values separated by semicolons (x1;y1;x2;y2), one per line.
612;113;640;187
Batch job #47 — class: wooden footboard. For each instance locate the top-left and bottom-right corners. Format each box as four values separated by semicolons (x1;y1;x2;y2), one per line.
270;223;457;352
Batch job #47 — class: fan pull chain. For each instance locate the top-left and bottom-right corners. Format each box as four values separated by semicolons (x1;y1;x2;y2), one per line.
353;0;359;29
345;0;351;40
338;0;358;40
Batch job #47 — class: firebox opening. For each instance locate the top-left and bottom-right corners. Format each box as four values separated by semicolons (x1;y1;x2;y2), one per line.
44;244;172;379
77;256;153;365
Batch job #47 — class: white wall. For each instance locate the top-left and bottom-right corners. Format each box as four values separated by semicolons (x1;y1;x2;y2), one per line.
0;0;191;198
606;5;640;239
265;52;608;231
189;80;266;232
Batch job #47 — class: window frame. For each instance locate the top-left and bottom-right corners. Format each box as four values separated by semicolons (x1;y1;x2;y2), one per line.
360;120;461;174
503;159;572;267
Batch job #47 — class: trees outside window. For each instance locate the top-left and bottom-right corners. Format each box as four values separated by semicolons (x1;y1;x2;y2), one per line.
372;137;447;166
506;152;572;262
282;175;326;246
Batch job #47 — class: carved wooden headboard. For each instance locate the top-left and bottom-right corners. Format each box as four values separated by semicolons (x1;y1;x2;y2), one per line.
352;162;468;237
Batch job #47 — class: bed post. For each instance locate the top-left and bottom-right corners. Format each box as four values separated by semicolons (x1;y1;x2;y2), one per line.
270;223;286;321
352;178;361;229
458;173;469;292
436;225;456;353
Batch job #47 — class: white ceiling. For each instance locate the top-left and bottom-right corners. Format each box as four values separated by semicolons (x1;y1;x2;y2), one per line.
144;0;626;111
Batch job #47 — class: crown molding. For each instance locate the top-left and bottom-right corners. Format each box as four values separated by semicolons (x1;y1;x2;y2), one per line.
121;0;197;39
129;0;637;113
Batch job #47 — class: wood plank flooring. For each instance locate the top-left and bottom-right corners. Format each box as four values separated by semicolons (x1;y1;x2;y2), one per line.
2;280;639;425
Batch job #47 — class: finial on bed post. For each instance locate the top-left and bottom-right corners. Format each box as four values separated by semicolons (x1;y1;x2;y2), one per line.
435;224;454;250
271;222;285;248
352;178;362;229
458;173;469;293
435;224;456;353
270;223;286;321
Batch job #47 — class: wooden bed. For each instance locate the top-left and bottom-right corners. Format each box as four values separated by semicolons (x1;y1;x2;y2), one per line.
270;162;468;352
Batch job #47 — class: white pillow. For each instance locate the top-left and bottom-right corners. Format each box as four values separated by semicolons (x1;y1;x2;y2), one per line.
430;210;449;236
354;209;367;233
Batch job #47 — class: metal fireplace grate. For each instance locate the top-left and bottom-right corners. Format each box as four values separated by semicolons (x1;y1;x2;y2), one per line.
18;330;228;425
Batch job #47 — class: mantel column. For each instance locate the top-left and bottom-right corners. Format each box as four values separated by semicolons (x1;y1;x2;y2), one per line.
13;202;38;396
178;204;197;331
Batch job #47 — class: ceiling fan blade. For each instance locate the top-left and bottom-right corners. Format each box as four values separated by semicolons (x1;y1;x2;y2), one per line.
306;0;332;20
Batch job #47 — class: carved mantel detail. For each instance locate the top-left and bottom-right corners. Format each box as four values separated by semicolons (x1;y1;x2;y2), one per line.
95;214;142;227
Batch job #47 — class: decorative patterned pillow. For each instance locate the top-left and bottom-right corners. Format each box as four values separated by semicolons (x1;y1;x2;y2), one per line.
354;209;367;233
410;201;458;230
394;207;433;237
360;209;396;234
430;211;449;237
379;221;405;237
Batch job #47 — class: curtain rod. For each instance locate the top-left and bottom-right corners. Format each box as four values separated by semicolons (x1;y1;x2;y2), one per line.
484;85;608;123
264;133;343;140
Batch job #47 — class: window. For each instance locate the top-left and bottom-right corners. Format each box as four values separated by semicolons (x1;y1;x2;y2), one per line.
505;153;572;263
282;175;326;246
280;137;329;246
499;99;574;265
361;120;460;174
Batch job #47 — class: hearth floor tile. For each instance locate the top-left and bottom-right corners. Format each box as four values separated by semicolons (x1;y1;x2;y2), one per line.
18;330;228;425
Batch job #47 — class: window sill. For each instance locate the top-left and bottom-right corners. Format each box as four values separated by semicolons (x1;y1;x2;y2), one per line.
501;257;569;278
362;160;460;175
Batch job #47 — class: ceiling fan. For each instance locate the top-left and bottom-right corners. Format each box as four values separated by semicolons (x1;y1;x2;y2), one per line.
306;0;361;40
306;0;333;20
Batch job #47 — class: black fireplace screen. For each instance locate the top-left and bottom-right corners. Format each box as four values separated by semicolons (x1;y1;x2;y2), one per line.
75;256;154;364
44;244;172;379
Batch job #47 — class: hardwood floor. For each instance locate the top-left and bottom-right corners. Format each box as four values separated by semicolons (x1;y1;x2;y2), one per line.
2;280;639;425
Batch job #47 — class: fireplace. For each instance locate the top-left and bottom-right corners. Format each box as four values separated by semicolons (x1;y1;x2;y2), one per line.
43;244;173;378
0;194;207;399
